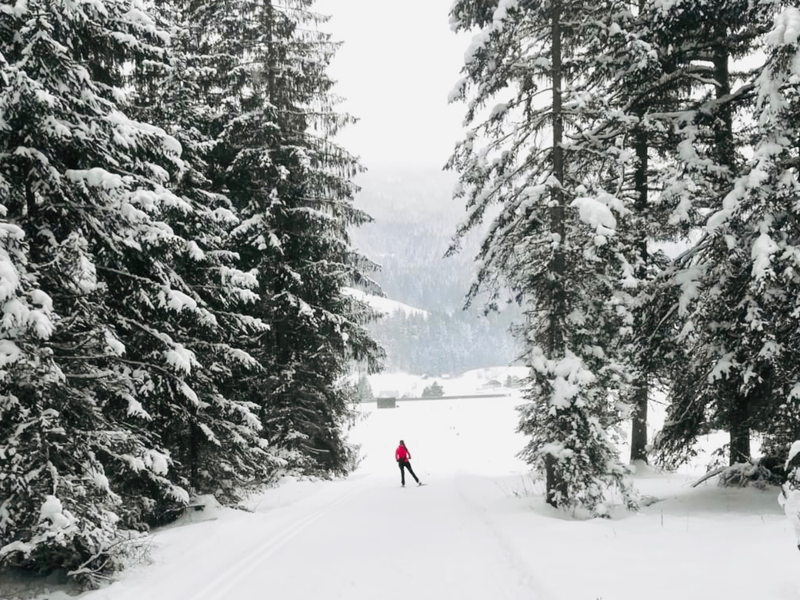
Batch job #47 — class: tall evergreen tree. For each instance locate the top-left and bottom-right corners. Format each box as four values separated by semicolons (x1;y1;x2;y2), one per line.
1;0;381;581
118;0;281;500
649;0;784;467
0;0;192;581
247;1;383;474
664;5;800;466
189;0;383;474
448;0;638;513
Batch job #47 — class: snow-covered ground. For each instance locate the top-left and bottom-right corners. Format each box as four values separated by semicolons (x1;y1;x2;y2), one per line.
12;390;800;600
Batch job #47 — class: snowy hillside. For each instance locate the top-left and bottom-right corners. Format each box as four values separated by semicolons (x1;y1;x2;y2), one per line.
342;287;428;317
20;395;798;600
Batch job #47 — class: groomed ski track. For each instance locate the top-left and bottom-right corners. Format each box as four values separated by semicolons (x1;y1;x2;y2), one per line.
90;398;539;600
92;474;538;600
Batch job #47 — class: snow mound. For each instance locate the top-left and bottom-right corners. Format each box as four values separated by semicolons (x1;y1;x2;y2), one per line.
342;288;428;317
768;7;800;46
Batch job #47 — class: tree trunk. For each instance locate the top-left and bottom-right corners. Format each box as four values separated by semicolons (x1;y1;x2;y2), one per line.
713;19;734;173
545;0;567;508
266;0;276;96
630;381;649;463
713;19;747;467
545;453;568;507
729;391;750;465
630;120;649;464
189;420;200;490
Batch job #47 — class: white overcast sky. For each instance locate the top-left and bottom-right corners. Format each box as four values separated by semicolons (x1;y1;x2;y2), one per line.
315;0;471;170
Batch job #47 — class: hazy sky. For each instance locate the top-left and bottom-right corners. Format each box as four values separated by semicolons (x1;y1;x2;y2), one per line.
315;0;471;170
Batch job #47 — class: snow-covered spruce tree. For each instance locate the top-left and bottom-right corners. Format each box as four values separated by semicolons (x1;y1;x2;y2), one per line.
571;0;765;466
117;1;282;504
548;0;691;464
0;0;192;581
666;7;800;467
448;0;638;514
249;1;383;474
606;1;694;465
194;0;383;475
649;0;783;468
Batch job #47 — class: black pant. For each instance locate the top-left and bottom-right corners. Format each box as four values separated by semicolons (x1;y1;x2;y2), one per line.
398;460;418;484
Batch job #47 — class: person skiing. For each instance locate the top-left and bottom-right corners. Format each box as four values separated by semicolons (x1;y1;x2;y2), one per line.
395;440;421;487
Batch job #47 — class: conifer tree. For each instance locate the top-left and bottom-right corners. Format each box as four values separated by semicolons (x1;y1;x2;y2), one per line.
649;0;784;467
661;5;800;466
121;0;281;502
188;0;383;474
449;0;638;513
246;0;383;474
0;0;191;580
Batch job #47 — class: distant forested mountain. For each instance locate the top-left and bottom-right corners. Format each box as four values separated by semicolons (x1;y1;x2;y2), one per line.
350;168;520;374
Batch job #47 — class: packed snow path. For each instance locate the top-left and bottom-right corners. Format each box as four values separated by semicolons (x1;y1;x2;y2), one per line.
81;394;798;600
88;476;541;600
179;476;536;600
92;395;537;600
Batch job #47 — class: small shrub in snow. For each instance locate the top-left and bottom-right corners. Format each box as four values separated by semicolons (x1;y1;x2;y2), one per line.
717;462;781;489
421;381;445;398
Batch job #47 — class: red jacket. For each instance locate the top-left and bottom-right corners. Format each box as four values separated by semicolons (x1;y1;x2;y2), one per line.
395;445;410;462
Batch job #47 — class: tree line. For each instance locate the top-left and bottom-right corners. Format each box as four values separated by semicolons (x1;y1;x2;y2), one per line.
449;0;800;514
0;0;381;584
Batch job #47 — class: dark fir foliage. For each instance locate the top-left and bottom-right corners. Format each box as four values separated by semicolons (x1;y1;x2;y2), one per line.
0;0;380;582
120;0;280;501
0;0;192;582
649;0;793;468
449;0;800;489
192;0;383;475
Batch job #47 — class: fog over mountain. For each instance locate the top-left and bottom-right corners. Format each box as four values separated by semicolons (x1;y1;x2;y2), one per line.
350;168;520;375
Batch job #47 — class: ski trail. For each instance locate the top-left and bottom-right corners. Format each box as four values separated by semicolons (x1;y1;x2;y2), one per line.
454;473;555;600
188;481;371;600
90;479;373;600
83;396;544;600
205;474;539;600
